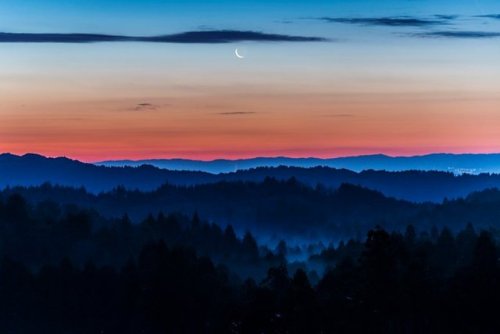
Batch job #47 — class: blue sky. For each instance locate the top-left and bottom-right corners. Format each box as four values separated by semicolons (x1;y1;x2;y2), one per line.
1;0;500;160
2;0;500;34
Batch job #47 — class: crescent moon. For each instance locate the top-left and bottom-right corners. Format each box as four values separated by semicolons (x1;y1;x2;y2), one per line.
234;48;244;59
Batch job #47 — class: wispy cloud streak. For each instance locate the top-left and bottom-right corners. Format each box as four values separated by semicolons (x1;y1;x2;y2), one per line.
218;112;257;115
0;30;327;44
413;31;500;38
477;14;500;20
318;16;450;27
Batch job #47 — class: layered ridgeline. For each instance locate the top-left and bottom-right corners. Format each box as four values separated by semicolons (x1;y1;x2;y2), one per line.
3;153;500;202
3;156;500;333
97;153;500;174
3;180;500;241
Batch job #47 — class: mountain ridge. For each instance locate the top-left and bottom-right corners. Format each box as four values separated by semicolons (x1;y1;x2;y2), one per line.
96;153;500;174
3;152;500;202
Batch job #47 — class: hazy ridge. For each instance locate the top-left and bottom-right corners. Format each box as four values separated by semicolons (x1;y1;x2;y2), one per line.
97;153;500;174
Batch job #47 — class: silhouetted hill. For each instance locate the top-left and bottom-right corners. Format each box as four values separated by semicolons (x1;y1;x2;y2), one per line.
6;180;500;242
3;153;500;202
0;180;419;240
215;167;500;202
0;153;213;192
98;153;500;174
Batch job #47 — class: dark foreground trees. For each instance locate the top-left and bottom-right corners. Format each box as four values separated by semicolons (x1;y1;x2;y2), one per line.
1;226;500;333
0;243;233;333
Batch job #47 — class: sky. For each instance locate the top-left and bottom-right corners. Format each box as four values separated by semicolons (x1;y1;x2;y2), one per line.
1;0;500;161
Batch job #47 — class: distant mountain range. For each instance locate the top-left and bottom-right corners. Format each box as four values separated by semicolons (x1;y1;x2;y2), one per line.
97;153;500;174
3;153;500;202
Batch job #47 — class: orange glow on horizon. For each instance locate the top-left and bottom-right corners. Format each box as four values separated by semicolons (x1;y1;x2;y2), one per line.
2;89;500;162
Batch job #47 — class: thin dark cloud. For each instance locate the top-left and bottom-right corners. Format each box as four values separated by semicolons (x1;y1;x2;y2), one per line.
477;14;500;20
0;30;327;44
0;33;128;43
134;103;159;111
218;112;257;116
148;30;326;42
276;20;294;25
318;16;449;27
413;31;500;39
123;103;165;112
434;15;459;20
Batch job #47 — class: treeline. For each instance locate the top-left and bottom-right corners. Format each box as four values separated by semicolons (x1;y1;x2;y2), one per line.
0;193;286;278
1;225;500;333
4;180;500;239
